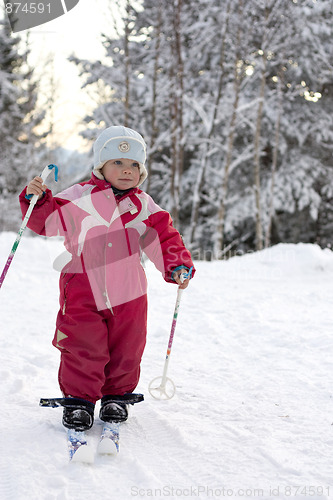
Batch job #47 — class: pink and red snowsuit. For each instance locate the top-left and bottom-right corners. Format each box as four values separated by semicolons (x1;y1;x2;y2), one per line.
20;173;194;403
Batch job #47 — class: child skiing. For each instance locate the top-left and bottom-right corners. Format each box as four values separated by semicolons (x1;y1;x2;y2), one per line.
20;126;195;432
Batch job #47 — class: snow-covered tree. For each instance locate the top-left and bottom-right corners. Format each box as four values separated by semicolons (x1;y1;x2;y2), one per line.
0;21;44;231
69;0;333;257
216;0;333;253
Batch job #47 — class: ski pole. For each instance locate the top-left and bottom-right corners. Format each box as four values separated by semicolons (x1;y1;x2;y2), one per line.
0;164;58;290
148;273;187;400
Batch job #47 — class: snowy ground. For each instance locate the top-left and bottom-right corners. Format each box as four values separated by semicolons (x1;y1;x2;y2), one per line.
1;232;333;500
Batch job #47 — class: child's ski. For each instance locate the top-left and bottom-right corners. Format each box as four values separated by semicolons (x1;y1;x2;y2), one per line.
67;424;120;462
67;429;94;463
40;394;143;462
97;422;120;455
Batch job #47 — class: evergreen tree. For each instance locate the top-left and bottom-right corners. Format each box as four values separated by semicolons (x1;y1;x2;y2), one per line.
69;0;333;257
0;21;44;231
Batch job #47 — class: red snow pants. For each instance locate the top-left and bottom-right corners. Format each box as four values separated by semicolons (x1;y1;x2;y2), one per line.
53;272;147;404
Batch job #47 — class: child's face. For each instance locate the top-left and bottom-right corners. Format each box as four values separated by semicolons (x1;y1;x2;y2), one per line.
101;158;140;190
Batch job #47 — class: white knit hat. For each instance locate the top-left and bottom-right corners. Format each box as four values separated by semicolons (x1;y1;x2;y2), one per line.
93;126;148;187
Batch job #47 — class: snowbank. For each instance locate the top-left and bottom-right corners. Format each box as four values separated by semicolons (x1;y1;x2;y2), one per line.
1;233;333;500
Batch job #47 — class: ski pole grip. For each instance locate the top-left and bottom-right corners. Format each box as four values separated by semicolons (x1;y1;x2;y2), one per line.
25;164;59;202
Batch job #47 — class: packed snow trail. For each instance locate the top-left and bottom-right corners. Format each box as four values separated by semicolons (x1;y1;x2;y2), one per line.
1;233;333;500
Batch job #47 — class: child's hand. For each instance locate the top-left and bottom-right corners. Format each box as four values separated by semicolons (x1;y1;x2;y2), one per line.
173;269;190;289
26;176;48;200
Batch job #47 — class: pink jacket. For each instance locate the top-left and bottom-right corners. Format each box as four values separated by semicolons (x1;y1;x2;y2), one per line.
20;174;194;310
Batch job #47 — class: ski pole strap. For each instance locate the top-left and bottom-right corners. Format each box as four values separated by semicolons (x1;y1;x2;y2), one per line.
25;164;59;200
48;164;59;182
25;192;45;201
171;265;193;282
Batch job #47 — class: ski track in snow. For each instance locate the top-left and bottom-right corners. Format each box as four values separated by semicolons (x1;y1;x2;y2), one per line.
1;233;333;499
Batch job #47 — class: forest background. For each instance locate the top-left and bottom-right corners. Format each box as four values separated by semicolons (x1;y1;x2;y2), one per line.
0;0;332;260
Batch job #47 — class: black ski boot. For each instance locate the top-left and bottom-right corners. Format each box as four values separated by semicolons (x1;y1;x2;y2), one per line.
62;398;95;431
99;395;129;423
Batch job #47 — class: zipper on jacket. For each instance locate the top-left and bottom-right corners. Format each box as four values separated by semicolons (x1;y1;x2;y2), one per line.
104;290;113;314
62;275;74;315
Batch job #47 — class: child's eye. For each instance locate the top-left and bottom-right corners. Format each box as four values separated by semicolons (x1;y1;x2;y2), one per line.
132;162;140;168
114;160;122;165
